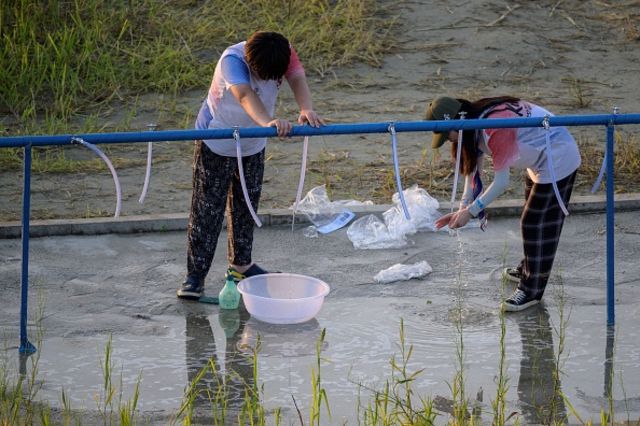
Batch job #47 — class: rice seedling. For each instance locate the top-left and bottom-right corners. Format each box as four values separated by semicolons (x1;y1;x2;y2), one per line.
310;328;330;426
3;319;640;425
2;270;639;425
359;319;438;425
549;276;571;425
492;245;513;426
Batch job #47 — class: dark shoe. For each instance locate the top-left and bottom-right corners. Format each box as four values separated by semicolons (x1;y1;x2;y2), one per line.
502;289;540;312
502;267;523;283
177;276;204;300
225;264;269;283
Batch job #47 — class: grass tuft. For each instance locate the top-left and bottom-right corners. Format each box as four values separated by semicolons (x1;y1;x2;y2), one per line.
1;0;395;134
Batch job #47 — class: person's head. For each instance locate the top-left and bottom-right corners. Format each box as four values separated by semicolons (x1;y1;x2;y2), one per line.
244;31;291;81
425;96;463;150
425;95;521;175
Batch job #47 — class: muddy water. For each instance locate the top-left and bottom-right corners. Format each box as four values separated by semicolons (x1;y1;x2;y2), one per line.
13;295;638;424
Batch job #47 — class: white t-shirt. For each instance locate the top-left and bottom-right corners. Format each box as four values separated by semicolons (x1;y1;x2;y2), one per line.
199;42;304;157
479;101;581;183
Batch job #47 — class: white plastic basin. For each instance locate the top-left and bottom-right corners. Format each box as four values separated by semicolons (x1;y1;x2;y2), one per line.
237;273;330;324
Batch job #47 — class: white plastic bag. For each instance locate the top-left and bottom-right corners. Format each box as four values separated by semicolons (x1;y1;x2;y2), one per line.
390;184;441;232
374;261;433;284
347;185;442;249
346;214;408;249
293;185;355;233
384;205;418;238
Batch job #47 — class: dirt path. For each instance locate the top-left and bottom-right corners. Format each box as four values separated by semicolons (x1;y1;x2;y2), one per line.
2;0;640;221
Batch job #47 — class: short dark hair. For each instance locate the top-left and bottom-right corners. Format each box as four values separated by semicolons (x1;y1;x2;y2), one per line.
245;31;291;80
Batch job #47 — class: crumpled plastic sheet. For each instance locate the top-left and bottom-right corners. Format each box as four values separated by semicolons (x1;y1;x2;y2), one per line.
374;260;433;284
347;185;442;249
347;214;408;249
389;184;441;232
294;185;372;235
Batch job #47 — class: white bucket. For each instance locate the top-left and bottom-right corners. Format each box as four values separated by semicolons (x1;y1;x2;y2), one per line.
237;273;330;324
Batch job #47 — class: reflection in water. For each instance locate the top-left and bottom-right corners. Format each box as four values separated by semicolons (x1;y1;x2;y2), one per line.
515;305;566;424
185;307;253;423
239;317;323;357
604;325;615;398
575;325;640;414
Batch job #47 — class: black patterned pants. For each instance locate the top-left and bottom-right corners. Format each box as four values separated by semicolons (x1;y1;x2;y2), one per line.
518;170;577;299
187;141;264;281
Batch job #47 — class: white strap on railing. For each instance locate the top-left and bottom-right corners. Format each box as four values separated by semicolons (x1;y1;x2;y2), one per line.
138;142;153;203
389;122;411;220
233;128;262;227
293;135;309;213
591;107;619;193
542;115;569;216
139;123;157;203
449;112;465;213
72;137;122;218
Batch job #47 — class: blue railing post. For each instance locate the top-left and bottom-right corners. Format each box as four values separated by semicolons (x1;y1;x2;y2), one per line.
19;144;36;355
605;113;616;327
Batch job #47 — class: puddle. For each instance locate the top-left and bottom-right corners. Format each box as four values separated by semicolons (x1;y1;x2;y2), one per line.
2;297;639;424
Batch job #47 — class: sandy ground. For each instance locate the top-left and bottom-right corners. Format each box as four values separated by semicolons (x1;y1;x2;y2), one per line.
2;0;640;221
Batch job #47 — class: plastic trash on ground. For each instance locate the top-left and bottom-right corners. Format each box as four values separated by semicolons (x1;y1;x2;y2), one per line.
334;199;374;207
293;185;356;234
373;260;433;284
347;185;442;249
384;205;418;238
390;184;441;232
303;225;319;238
346;214;408;249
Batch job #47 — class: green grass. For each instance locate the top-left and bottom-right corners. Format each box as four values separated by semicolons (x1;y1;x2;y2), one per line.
1;0;395;133
0;0;396;174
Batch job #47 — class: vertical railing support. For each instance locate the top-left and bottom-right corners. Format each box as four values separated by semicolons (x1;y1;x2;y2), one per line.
604;325;615;397
605;109;617;327
19;144;36;355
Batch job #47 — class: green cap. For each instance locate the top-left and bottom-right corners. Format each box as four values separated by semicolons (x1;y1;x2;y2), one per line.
425;96;462;149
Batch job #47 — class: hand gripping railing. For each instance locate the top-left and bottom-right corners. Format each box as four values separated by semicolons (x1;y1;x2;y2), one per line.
2;111;640;354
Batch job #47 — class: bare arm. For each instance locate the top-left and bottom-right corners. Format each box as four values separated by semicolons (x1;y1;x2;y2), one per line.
286;73;325;127
229;83;292;136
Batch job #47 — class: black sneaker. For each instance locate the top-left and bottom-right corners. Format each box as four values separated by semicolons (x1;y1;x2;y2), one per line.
225;264;269;283
502;289;540;312
502;267;523;283
177;276;204;300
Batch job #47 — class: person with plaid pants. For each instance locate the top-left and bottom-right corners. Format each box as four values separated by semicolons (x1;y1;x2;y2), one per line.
427;95;581;312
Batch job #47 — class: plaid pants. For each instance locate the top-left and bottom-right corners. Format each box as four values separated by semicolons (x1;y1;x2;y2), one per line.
187;141;265;280
517;170;577;299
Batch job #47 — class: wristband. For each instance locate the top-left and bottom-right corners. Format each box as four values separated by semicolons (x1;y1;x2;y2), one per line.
468;198;485;218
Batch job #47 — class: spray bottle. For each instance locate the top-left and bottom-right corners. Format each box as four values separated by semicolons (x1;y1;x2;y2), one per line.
218;276;241;309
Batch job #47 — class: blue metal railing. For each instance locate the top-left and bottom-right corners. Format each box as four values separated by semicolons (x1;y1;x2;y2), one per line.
3;112;640;354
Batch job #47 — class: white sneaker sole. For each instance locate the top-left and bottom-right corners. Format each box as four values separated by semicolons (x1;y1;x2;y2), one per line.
501;298;540;312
